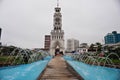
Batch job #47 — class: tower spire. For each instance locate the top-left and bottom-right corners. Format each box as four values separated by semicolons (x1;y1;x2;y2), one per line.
57;0;59;7
50;0;64;55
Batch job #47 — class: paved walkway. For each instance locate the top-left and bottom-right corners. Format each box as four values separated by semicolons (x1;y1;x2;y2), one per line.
39;56;80;80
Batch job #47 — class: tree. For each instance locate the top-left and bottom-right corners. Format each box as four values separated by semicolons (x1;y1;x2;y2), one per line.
95;42;102;52
88;44;95;51
0;46;16;55
115;47;120;57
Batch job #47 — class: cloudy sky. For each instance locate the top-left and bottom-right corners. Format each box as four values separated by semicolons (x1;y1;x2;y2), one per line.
0;0;120;49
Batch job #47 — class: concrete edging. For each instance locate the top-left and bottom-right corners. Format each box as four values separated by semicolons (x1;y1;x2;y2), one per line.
65;60;84;80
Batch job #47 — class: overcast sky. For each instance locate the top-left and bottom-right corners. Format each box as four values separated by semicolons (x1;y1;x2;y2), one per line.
0;0;120;49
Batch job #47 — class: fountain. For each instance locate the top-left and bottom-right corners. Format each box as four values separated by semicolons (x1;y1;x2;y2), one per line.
70;52;120;68
0;46;52;80
64;52;120;80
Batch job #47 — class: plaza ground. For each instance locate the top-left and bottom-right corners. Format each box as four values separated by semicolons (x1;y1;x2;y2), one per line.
38;55;82;80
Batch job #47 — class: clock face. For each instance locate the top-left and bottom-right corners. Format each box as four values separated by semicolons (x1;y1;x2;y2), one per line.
55;18;60;22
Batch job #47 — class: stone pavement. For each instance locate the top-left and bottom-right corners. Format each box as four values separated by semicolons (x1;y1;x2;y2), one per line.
39;55;81;80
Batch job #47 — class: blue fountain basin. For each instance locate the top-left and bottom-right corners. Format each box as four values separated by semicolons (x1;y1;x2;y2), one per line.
0;56;52;80
64;56;120;80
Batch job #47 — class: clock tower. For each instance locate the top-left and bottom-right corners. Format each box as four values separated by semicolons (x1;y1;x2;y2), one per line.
50;0;65;55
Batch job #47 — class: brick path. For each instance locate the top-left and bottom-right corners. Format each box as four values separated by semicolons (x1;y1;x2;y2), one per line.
39;56;80;80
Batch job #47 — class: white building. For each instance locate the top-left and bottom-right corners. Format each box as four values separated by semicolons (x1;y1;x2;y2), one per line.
77;43;89;54
67;39;79;52
50;3;65;55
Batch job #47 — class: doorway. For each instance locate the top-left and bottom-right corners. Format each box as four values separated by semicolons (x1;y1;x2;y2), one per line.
55;48;60;56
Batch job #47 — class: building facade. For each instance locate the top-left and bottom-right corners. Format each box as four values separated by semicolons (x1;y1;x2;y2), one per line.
0;28;1;39
44;35;51;50
104;31;120;44
77;43;89;54
67;38;79;52
0;28;2;45
50;4;65;55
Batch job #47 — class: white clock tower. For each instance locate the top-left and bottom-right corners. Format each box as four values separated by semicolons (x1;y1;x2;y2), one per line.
50;0;65;55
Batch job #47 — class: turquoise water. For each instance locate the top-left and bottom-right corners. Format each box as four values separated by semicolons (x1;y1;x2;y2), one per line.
64;56;120;80
0;56;52;80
